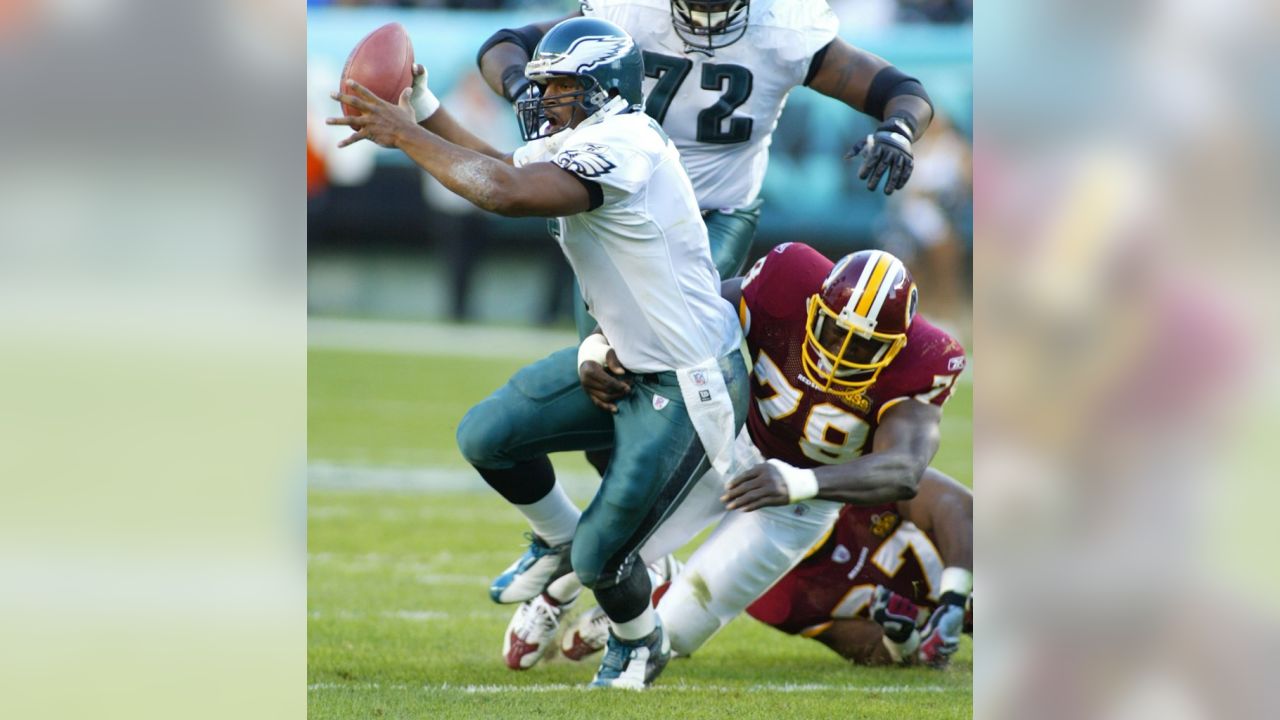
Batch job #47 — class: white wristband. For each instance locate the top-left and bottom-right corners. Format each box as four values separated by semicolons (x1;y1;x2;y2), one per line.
410;72;441;121
767;459;819;503
577;333;612;369
939;567;973;598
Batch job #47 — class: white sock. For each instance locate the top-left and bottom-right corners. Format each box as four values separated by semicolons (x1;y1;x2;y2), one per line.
514;483;580;546
547;572;583;604
611;605;656;641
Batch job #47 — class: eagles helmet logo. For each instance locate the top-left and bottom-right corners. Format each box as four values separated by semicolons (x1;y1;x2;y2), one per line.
555;144;616;178
530;34;634;76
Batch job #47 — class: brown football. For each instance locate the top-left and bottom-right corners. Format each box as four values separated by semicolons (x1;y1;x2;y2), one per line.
339;23;414;116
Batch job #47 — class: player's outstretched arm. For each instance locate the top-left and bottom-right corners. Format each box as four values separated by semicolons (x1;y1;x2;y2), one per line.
806;39;934;195
329;80;592;218
476;13;580;105
807;39;933;139
723;399;939;511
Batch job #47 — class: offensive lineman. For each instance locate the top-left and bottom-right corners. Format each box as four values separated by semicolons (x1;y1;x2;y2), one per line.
506;243;967;668
328;18;749;690
476;0;935;333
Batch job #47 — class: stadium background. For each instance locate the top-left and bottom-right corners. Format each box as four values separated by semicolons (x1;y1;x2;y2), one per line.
307;3;972;718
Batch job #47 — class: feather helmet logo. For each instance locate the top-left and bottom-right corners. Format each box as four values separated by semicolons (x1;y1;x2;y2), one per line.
529;35;633;76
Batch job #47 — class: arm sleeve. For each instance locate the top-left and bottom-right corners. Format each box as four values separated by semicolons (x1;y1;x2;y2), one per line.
755;0;840;86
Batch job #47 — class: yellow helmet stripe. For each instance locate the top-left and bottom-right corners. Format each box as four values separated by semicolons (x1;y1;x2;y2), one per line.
854;253;894;317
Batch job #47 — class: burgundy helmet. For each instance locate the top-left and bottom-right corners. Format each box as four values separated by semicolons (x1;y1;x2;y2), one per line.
802;249;918;395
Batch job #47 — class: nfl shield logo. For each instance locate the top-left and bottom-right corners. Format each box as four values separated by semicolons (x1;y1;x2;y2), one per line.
653;395;669;411
692;370;707;386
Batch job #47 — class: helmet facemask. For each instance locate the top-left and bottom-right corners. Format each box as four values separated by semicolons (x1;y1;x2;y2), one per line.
517;74;610;142
670;0;749;52
801;292;911;396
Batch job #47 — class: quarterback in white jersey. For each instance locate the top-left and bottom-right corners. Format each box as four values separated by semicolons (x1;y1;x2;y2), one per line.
330;18;750;690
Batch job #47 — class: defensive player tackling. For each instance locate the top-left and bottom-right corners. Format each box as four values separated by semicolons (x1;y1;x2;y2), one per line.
507;243;969;669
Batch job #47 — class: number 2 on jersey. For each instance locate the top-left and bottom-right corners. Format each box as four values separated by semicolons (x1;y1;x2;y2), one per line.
642;51;754;144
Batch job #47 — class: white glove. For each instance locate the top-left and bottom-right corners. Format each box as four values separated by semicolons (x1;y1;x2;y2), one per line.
409;64;440;122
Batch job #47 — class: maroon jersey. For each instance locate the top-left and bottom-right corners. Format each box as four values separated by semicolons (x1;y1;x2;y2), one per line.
738;242;966;469
746;504;945;635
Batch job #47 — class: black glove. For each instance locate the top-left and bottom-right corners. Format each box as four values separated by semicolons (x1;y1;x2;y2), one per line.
848;117;915;195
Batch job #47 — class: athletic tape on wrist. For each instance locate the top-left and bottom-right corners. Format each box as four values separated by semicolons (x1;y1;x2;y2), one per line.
939;567;973;598
411;76;440;121
767;459;819;503
577;333;612;369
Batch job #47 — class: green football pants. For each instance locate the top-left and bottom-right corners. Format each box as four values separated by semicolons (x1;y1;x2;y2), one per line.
456;346;749;588
572;200;763;338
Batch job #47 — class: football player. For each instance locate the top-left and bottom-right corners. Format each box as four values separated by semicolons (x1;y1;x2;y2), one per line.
476;0;934;332
509;242;965;668
745;466;972;668
329;18;750;690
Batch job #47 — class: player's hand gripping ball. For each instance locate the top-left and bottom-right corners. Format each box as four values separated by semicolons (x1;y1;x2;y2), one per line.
328;80;418;149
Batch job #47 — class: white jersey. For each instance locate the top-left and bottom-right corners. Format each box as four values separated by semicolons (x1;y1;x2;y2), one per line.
514;103;741;373
583;0;838;211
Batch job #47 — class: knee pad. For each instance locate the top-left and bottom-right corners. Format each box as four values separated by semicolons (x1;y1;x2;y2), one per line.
455;400;512;469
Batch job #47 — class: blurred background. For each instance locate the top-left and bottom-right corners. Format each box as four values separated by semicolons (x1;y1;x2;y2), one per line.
306;1;973;333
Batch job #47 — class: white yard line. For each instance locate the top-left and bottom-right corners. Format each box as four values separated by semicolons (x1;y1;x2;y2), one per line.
307;681;954;694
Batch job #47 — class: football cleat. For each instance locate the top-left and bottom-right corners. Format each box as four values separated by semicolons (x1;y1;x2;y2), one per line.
589;618;671;690
918;593;967;668
561;605;610;662
489;533;573;604
561;556;683;662
503;592;575;670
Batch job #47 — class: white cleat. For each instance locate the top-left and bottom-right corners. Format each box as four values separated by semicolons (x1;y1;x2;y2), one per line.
560;604;610;661
503;593;575;670
588;618;671;689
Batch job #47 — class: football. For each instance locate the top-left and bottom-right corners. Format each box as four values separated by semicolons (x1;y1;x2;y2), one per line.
339;23;414;116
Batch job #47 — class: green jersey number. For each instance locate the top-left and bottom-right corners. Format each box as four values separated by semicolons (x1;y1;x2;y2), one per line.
642;51;754;144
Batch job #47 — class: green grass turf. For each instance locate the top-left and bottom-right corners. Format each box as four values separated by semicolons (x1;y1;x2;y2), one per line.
309;346;972;719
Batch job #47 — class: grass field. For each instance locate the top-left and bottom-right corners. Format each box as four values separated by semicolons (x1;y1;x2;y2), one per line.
308;323;972;719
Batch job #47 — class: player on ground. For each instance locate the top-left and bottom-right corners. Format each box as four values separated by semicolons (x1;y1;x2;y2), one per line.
521;242;966;668
328;18;749;690
476;0;935;335
746;466;972;667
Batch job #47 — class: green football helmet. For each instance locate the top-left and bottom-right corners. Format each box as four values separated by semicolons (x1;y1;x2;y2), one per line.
518;17;643;141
